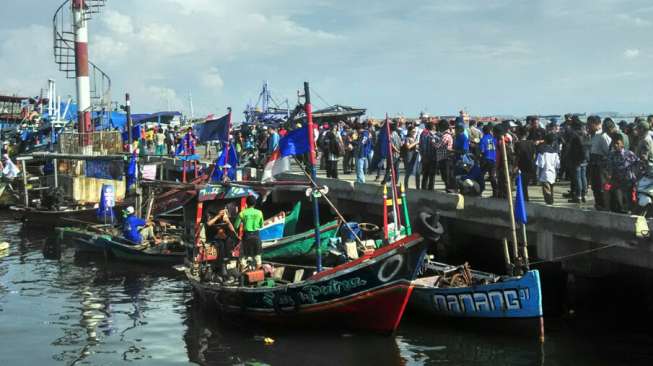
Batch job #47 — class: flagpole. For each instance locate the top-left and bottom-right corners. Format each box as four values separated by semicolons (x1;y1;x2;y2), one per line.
223;107;232;179
304;82;323;272
500;134;521;275
385;115;401;235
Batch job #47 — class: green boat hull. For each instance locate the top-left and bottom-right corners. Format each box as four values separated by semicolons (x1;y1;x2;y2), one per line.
55;226;112;252
262;220;339;261
106;239;185;266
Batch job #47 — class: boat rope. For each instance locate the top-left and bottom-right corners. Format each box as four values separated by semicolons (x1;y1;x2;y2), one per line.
529;243;619;265
310;87;332;109
293;157;365;247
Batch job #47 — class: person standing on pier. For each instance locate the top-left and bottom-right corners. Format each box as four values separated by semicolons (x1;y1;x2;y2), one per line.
354;127;372;183
566;121;589;203
607;134;638;213
536;134;560;205
155;127;166;156
514;126;536;201
380;122;402;185
479;125;498;197
323;124;343;179
419;121;439;190
588;116;612;211
403;126;421;189
437;119;455;192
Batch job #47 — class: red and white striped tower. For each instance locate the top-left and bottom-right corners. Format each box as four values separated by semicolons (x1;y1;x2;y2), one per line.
72;0;92;151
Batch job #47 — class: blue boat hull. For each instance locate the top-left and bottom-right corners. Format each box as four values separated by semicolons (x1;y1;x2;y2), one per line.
410;270;543;319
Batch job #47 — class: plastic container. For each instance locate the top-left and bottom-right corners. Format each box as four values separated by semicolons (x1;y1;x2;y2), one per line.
341;222;361;241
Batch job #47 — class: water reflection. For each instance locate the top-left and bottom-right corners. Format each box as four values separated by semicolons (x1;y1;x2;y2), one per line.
183;300;406;365
2;211;653;365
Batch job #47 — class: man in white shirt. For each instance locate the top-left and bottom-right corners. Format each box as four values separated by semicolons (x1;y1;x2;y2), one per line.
536;134;560;205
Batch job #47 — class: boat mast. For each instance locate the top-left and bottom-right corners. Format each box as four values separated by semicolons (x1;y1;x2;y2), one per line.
222;108;233;178
385;115;401;234
304;82;323;272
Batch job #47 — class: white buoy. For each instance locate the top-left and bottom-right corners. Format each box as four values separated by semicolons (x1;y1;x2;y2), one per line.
0;242;9;251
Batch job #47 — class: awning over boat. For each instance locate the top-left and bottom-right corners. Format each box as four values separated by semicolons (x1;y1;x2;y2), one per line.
198;184;259;202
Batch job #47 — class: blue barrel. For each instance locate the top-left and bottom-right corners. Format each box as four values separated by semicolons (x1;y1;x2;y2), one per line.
341;222;361;242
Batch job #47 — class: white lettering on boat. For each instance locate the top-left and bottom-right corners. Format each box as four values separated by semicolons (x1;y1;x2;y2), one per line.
432;288;530;314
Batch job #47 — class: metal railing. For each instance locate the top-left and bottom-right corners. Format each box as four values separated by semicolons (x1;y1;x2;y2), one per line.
53;0;111;111
59;131;123;155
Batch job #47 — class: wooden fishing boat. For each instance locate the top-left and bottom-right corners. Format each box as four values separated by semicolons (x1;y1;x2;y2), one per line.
410;261;543;328
101;235;185;266
13;205;102;228
188;233;427;334
54;225;113;253
55;224;184;265
0;182;19;208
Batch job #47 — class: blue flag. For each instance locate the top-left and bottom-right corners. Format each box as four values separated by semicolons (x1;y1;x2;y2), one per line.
195;113;230;143
97;184;115;222
262;126;310;181
377;121;389;159
126;154;137;192
515;171;528;224
213;143;239;181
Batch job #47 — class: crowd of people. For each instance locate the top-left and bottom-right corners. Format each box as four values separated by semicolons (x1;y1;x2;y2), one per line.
277;112;653;216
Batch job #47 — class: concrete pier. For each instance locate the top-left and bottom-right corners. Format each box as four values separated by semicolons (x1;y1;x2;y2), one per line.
159;157;653;276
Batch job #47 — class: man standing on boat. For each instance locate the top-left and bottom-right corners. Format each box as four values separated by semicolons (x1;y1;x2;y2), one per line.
123;206;156;245
234;196;264;270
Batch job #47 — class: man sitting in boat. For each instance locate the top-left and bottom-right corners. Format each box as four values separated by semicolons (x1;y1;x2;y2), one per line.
123;206;157;245
233;196;264;270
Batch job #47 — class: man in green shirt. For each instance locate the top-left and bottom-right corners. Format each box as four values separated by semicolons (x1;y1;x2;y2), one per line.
234;195;264;269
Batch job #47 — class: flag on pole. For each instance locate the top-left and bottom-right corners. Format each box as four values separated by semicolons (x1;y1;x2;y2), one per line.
195;113;230;143
262;125;309;181
515;170;528;224
212;143;239;181
126;154;137;192
377;120;390;159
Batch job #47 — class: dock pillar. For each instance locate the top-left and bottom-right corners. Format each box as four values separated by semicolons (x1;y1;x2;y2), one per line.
72;0;93;155
53;159;59;188
21;160;28;207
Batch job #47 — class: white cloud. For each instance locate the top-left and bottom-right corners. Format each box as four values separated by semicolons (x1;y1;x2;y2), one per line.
101;10;134;34
624;48;640;59
202;67;224;89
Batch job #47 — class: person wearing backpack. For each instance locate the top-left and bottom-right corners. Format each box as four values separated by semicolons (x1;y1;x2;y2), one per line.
479;124;498;197
420;121;439;190
325;124;344;179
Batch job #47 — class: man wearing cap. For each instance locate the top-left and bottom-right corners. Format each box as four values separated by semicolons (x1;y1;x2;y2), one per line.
122;206;156;244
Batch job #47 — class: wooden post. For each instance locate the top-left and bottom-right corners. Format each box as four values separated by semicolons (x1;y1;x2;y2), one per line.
304;82;323;272
521;224;531;270
21;159;28;207
502;238;512;275
53;158;59;188
400;184;412;235
383;184;389;240
500;137;520;275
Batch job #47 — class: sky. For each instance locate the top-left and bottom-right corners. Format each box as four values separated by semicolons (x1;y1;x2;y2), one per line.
1;0;652;119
